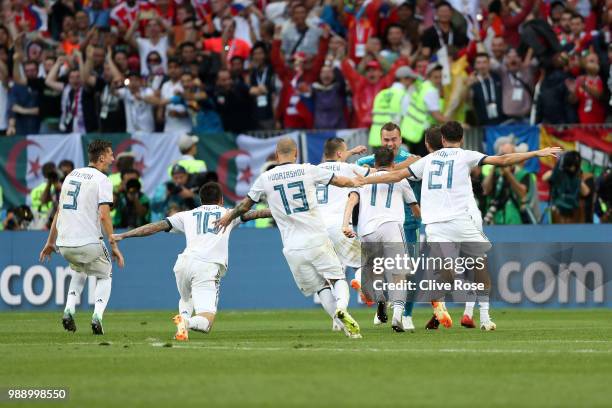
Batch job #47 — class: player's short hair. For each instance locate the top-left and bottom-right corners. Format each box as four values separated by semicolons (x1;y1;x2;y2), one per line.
374;147;395;168
199;182;223;205
88;140;112;163
424;125;443;151
276;137;297;156
380;122;401;137
323;137;346;158
440;121;463;143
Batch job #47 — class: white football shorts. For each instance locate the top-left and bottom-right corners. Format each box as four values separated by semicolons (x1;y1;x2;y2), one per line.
173;254;224;314
59;241;112;278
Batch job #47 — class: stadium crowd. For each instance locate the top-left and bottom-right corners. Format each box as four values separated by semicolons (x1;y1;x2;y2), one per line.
0;0;611;229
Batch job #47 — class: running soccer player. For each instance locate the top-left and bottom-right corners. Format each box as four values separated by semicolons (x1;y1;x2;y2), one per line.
355;121;562;330
215;137;363;338
356;122;420;330
316;138;372;312
342;147;419;332
112;182;271;341
39;140;124;335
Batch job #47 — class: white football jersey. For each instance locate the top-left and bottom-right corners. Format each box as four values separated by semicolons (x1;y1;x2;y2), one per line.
356;171;417;237
248;163;333;250
166;205;240;268
316;161;370;227
56;167;113;247
409;148;486;225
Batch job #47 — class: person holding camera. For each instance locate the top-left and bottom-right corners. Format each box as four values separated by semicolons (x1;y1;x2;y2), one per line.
113;178;150;229
151;164;198;221
482;142;538;225
543;150;590;224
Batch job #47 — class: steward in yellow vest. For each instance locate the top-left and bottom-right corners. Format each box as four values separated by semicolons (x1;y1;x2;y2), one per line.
167;134;207;176
369;66;420;147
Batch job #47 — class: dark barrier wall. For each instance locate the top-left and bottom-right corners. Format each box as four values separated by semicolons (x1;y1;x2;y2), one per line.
1;226;612;311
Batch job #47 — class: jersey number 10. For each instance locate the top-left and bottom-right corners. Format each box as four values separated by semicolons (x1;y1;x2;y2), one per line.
192;211;221;235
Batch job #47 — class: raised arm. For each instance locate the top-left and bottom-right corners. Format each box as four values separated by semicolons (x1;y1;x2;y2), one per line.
240;208;273;222
124;15;140;50
79;47;97;88
45;58;66;92
342;192;360;238
112;219;171;240
215;196;256;231
482;147;562;167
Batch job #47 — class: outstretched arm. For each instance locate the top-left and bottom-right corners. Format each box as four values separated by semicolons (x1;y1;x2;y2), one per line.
112;220;170;241
215;196;256;231
393;155;421;170
355;168;411;186
100;204;124;268
329;175;359;188
342;192;360;238
483;147;562;167
240;208;272;222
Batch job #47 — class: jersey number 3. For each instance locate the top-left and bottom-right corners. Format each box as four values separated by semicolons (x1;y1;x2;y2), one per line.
62;181;82;210
428;160;454;190
274;182;309;215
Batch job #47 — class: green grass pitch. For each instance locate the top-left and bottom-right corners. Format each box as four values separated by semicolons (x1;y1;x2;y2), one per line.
1;308;611;407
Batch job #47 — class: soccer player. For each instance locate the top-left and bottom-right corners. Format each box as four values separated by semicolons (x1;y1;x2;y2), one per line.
356;122;420;330
316;138;372;312
39;140;124;335
112;182;271;341
342;147;419;332
215;137;363;338
355;121;561;330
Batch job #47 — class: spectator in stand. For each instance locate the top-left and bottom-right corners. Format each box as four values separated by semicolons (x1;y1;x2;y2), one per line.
203;15;251;67
212;69;255;133
500;0;539;48
394;1;420;47
380;24;406;66
341;45;408;130
45;53;98;134
272;23;329;129
159;57;192;134
280;2;322;60
495;48;535;123
7;59;40;136
248;41;276;130
489;36;507;69
356;37;390;74
86;0;111;29
556;8;573;48
469;52;504;126
113;176;150;229
536;52;577;124
568;52;607;124
421;1;468;57
126;15;171;76
80;45;126;133
116;71;160;133
312;65;347;129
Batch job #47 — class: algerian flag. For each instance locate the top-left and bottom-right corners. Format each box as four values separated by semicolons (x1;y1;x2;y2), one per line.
199;132;300;204
80;132;183;197
0;134;84;209
25;134;85;203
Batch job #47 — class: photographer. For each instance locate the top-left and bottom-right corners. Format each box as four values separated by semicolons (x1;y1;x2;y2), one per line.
113;178;150;229
482;142;538;225
2;205;33;231
151;164;198;221
595;167;612;224
543;150;590;224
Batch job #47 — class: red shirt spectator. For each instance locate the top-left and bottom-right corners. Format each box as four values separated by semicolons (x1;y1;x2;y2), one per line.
203;38;251;62
340;57;407;128
576;75;606;124
501;0;538;48
272;35;329;129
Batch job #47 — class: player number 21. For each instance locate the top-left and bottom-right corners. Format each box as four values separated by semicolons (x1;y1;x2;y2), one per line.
274;181;309;215
428;160;454;190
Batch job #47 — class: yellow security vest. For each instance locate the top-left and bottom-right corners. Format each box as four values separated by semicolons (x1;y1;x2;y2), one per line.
30;182;53;214
402;80;437;144
369;85;405;147
167;158;207;176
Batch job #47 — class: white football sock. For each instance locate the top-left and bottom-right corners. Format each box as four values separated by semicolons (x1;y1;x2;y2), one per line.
179;298;193;320
479;302;490;323
93;277;112;320
187;316;210;333
65;271;87;315
392;300;405;322
317;287;337;318
464;302;475;318
333;280;350;311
